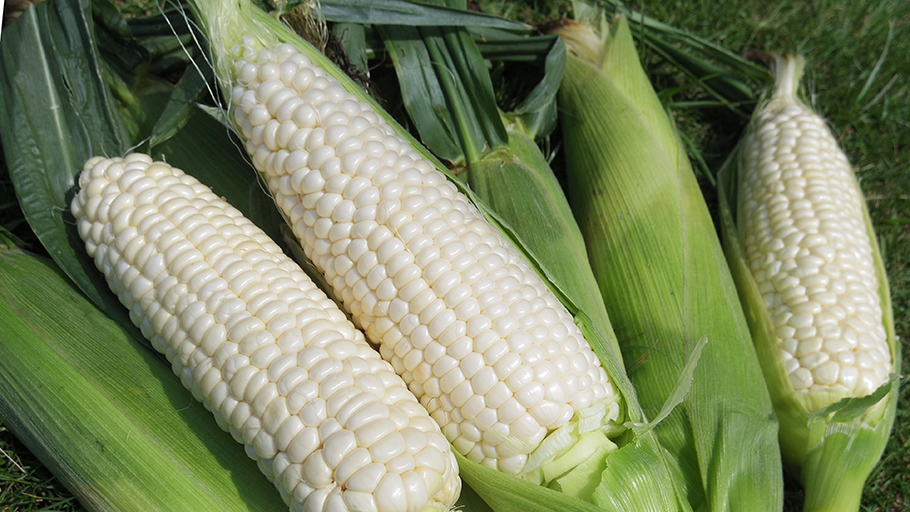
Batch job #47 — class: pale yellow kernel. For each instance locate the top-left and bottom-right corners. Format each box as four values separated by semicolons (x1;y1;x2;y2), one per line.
366;428;405;464
347;462;386;493
374;473;407;512
323;429;358;469
334;447;372;488
838;366;859;389
812;361;840;386
497;398;524;425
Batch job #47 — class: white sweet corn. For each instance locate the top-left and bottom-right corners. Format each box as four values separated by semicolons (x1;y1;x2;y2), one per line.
227;39;616;476
737;57;891;405
70;153;460;512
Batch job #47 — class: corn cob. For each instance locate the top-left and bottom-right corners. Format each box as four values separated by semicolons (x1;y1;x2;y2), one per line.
736;56;891;407
718;54;899;512
225;38;617;477
70;153;460;512
373;14;693;510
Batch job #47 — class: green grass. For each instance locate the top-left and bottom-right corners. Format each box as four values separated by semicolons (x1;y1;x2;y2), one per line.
0;424;80;511
0;0;906;510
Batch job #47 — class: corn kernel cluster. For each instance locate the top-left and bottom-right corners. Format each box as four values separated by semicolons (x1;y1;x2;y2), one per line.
71;154;460;512
228;40;615;475
739;101;890;400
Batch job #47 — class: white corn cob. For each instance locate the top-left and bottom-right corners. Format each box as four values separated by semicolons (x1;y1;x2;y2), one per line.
227;39;616;477
70;153;460;512
737;59;890;403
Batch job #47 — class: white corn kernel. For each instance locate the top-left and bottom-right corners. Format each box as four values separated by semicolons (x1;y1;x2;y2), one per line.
231;40;615;477
71;155;459;512
738;80;891;407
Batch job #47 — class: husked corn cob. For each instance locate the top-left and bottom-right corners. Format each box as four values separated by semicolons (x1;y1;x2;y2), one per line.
720;54;898;512
737;59;891;405
70;153;460;512
228;39;616;476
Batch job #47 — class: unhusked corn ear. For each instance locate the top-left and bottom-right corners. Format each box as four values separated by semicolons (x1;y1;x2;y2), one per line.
553;15;783;511
228;39;617;476
70;153;460;512
737;57;890;409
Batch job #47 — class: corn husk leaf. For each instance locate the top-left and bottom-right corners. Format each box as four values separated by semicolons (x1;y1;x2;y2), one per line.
92;0;147;75
454;450;599;512
148;63;214;149
309;0;530;31
0;244;286;511
379;22;508;165
331;22;369;74
555;13;783;511
464;30;565;139
716;54;900;512
0;0;130;314
500;35;564;139
92;0;197;76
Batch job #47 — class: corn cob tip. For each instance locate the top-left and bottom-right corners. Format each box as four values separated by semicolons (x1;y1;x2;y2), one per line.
767;54;806;109
546;20;604;68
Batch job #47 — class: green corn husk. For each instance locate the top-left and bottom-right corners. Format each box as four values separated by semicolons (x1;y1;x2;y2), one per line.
464;123;621;362
716;54;900;512
0;242;287;511
553;13;783;512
